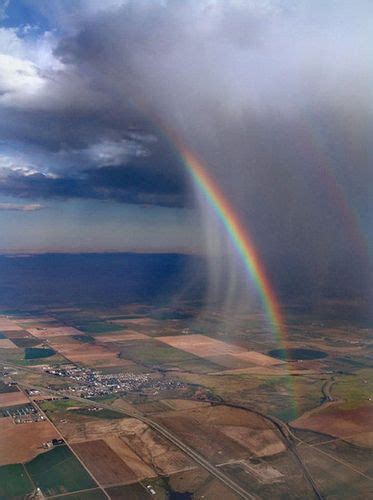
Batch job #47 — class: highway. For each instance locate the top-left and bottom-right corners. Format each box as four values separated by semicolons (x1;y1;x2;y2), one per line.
4;363;257;500
4;361;326;499
210;401;324;500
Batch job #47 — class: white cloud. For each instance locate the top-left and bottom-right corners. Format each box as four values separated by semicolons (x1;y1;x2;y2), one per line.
86;139;148;167
0;25;65;108
0;202;43;211
0;53;45;103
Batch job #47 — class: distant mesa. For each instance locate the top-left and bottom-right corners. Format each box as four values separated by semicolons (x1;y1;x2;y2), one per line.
268;348;327;361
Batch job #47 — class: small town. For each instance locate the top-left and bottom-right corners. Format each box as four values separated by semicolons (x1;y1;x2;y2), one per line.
44;365;187;398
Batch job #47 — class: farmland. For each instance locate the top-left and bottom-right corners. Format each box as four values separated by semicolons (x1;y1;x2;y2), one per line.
24;347;56;359
53;490;107;500
26;445;97;496
0;464;33;499
0;296;371;499
72;439;137;486
0;418;58;465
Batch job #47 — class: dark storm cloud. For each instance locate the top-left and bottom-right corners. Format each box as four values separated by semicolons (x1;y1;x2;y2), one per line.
0;0;372;296
0;160;189;207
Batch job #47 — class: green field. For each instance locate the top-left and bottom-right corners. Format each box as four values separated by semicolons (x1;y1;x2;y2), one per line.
11;337;41;348
0;464;33;499
41;399;124;420
119;339;203;368
26;446;97;496
76;322;123;334
53;489;107;500
40;398;86;412
331;369;373;410
106;482;166;500
72;334;95;344
74;408;124;419
0;380;18;393
24;347;56;359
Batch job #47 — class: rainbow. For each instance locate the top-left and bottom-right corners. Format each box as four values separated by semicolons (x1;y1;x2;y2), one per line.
179;145;286;343
176;144;299;418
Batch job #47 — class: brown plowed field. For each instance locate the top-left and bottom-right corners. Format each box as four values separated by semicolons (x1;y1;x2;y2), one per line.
207;354;255;369
231;350;284;366
17;316;56;324
58;416;193;475
155;414;250;462
157;334;243;356
112;318;157;326
1;330;32;339
222;426;285;457
0;338;17;349
72;439;137;485
0;391;30;407
291;405;373;447
157;334;281;368
118;419;194;475
0;318;22;331
105;435;156;480
48;337;133;367
0;417;58;465
98;331;149;342
156;405;285;459
27;326;83;338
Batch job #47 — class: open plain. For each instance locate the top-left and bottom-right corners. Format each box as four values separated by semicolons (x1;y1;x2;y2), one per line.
0;299;371;499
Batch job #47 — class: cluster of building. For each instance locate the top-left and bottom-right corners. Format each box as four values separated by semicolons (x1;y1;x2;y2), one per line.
3;403;45;424
42;438;65;449
44;365;186;398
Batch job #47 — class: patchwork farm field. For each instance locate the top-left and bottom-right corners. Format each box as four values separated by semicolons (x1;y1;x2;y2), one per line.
0;390;29;407
59;415;194;476
0;417;58;465
0;296;372;500
26;326;84;338
50;489;107;500
72;439;137;486
155;404;285;461
291;404;373;447
25;445;97;496
0;464;34;499
0;338;17;348
157;334;283;369
296;443;373;498
47;336;134;368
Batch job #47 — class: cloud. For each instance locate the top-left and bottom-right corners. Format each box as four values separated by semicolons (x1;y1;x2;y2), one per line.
0;53;45;104
0;0;371;292
0;1;10;21
0;202;43;211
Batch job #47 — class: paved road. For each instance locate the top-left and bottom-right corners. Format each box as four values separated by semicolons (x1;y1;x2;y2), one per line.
20;387;111;500
7;368;256;500
213;401;324;500
5;362;326;499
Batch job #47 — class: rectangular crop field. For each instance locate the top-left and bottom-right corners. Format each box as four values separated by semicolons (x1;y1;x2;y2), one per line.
0;338;17;348
27;326;84;338
26;445;97;496
156;334;282;368
0;464;33;498
53;489;107;499
72;439;137;486
0;317;23;331
0;417;59;465
0;390;29;407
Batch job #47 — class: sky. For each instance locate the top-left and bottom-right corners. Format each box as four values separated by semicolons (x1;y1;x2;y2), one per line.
0;0;371;298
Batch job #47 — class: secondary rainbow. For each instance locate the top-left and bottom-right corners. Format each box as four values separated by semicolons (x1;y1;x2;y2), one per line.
179;145;286;343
